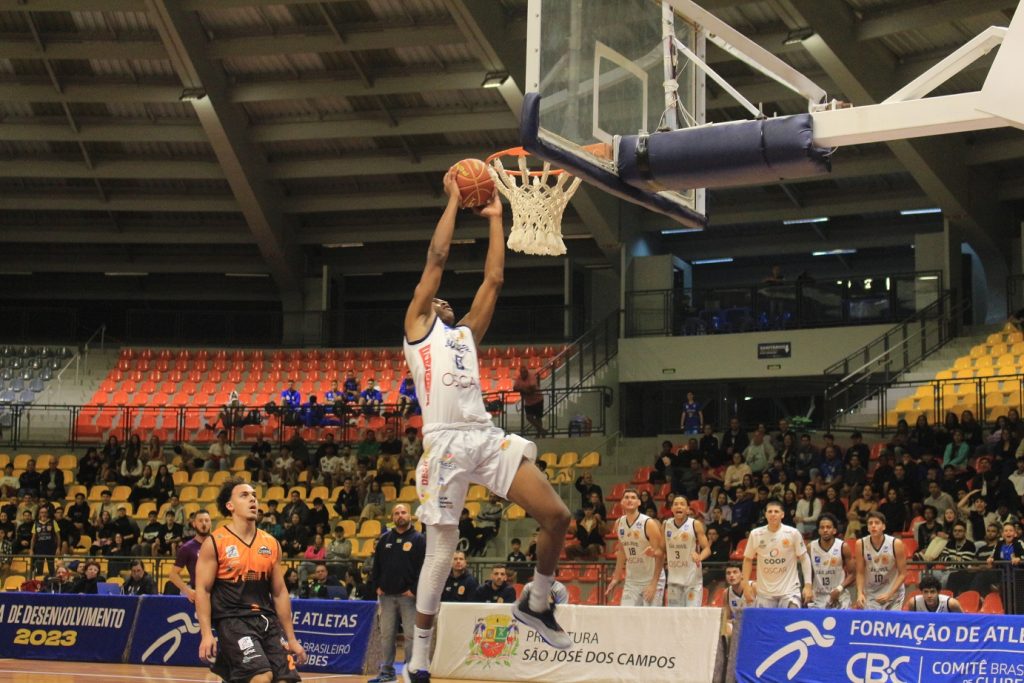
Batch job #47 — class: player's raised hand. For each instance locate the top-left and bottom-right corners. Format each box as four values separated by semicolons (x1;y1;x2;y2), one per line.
473;191;502;219
442;168;460;204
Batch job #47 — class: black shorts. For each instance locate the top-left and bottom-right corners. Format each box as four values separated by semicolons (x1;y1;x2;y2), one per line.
524;401;544;419
211;614;301;683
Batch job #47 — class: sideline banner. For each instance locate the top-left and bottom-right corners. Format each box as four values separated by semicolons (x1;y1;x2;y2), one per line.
129;595;377;674
737;608;1024;683
0;592;139;662
431;603;721;683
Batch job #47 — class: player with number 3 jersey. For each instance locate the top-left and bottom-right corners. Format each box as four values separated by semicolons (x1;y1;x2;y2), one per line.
663;495;710;606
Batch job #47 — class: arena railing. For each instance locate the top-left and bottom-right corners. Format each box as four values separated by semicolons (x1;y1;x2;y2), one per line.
8;554;1020;612
625;270;943;338
1;388;614;449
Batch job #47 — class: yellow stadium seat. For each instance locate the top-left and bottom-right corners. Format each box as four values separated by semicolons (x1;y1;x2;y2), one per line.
338;520;357;538
309;486;329;502
172;471;189;485
232;456;247;471
556;452;579;469
465;502;481;518
9;558;28;574
397;486;418;503
577;452;601;469
551;470;573;484
66;485;87;501
352;538;375;559
198;487;218;503
210;471;232;486
35;454;53;469
934;370;954;381
265;486;285;502
106;576;124;586
504;504;526;520
466;485;488;502
236;471;252;482
75;535;91;554
136;502;157;519
381;485;397;502
538;452;558;468
0;454;8;468
183;503;201;517
4;576;25;591
288;486;306;500
298;470;309;483
13;454;32;470
179;486;199;503
190;471;210;486
953;357;973;370
111;486;131;502
357;520;382;538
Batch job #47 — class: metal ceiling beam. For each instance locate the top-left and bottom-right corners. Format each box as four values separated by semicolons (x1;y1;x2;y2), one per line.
0;194;239;212
785;0;1008;319
856;0;1017;42
0;70;486;104
966;136;1024;165
0;253;265;274
0;225;252;244
146;0;303;304
0;39;167;61
0;110;516;143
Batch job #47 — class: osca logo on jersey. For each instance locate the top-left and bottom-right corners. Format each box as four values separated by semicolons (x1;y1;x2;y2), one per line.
846;652;912;683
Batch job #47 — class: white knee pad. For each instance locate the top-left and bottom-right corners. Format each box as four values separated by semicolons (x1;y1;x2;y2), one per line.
415;524;459;616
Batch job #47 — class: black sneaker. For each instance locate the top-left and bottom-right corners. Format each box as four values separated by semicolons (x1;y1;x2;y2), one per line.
401;666;430;683
512;597;572;649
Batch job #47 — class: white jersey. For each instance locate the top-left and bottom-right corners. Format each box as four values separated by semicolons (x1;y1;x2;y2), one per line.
727;583;748;618
810;538;846;599
404;317;491;428
862;535;899;599
744;524;807;597
665;517;701;587
912;594;951;612
617;513;657;585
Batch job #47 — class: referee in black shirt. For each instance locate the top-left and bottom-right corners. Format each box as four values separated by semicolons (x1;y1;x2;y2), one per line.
369;504;425;683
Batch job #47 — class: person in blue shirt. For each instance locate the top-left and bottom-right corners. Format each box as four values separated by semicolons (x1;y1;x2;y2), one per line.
281;381;301;410
325;380;345;405
360;379;383;416
397;375;420;417
301;396;327;427
343;371;360;403
680;391;703;434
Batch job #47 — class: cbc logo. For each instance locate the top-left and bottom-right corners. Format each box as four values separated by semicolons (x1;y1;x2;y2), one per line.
846;653;911;683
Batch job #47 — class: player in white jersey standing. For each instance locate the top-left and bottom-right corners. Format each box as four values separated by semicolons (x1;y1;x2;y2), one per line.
855;511;907;611
606;488;665;606
723;565;750;636
401;170;573;683
808;513;854;609
663;495;710;606
907;574;962;613
742;499;813;608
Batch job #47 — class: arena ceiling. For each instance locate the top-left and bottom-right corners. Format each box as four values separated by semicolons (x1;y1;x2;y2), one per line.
0;0;1021;306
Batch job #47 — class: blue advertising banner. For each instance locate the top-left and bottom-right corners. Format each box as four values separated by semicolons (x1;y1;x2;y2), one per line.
129;595;376;674
0;592;139;662
737;608;1024;683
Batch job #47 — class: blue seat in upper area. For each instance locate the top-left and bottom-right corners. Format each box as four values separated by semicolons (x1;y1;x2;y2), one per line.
28;378;44;393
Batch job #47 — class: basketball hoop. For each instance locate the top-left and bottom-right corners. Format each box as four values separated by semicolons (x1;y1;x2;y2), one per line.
485;147;582;257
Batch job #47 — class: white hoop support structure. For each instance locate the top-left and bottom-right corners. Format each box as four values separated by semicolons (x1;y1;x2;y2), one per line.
487;148;582;257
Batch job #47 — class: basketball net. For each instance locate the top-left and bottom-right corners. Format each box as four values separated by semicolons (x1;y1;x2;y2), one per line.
488;152;581;257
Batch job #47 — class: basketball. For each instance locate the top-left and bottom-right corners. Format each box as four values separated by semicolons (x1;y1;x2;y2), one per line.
451;158;495;208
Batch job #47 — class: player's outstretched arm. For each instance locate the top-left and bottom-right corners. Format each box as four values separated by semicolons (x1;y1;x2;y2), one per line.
605;542;626;598
406;169;460;341
195;537;218;663
853;539;866;608
271;559;308;666
694;519;711;563
645;517;666;603
888;538;907;602
458;192;504;344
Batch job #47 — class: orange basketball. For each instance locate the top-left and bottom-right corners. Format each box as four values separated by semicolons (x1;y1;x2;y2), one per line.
451;158;495;208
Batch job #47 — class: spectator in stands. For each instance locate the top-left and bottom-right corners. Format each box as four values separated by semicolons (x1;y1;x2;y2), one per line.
820;486;845;532
102;435;122;468
299;533;327;583
18;460;41;498
397;375;420;418
157;511;183;556
125;433;143;462
304;563;344;600
846;485;878;539
474;564;517;603
373;448;402;488
161;493;185;526
30;505;59;576
872;451;896;493
763;264;784;284
88;510;114;556
941;520;978;593
39;459;65;502
283;489;310;526
845;454;868;491
16;493;37;522
473;494;504;554
651;441;680;486
71;560;103;594
566;502;606;559
401;428;423;467
991;427;1018;461
845;431;870;466
574;471;602;501
743;430;774;475
129;465;156;507
638;490;658;518
118;448;143;486
325;380;348;419
960;410;984;450
880;486;908;536
442;550;479;603
67;492;91;537
924;480;957;518
119;558;156;595
52;507;75;555
721;417;749;460
206;430;232;472
152;465;175;509
282;512;309;558
332;477;361;519
300;395;326;428
944;430;971;469
138;510;163;555
356;429;381;465
111;506;140;554
14;509;33;555
359;481;386;523
281;380;301;410
513;366;547;439
0;464;17;499
699;424;722;467
794;483;821;536
359;379;383;417
819;445;845;488
73;448;100;485
308;497;329;535
326;524;352;577
342;371;360;402
723;452;751;495
915;505;942;554
171;442;204;474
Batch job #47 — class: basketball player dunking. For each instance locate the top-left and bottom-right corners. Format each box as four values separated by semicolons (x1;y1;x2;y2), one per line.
854;510;907;610
606;488;665;606
195;478;307;683
401;169;573;683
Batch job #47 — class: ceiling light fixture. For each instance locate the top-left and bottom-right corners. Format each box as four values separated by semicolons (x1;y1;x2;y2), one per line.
692;257;734;265
104;272;148;276
783;216;829;225
900;208;942;216
482;71;510;88
661;228;704;235
811;249;856;256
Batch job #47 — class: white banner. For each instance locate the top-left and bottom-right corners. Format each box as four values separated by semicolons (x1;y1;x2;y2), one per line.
431;603;721;683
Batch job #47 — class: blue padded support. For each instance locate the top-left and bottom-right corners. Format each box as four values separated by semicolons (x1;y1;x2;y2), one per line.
616;114;831;191
519;92;708;230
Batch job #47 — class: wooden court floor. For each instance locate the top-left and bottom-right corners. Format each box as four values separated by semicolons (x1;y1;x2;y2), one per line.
0;659;485;683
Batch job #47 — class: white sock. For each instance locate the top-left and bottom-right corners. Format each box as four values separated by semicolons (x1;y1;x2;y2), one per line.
409;626;434;672
530;571;554;612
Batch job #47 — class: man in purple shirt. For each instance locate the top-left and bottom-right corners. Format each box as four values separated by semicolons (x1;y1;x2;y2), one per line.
167;509;211;600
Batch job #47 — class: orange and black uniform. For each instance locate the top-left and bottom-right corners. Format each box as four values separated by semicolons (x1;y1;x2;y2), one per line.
208;525;300;683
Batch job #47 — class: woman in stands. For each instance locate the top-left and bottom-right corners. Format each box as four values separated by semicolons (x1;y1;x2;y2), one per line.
989;424;1018;460
846;484;879;538
781;489;798;527
129;465;156;507
359;480;386;522
821;486;846;534
879;485;909;536
77;447;103;486
119;448;143;486
638;490;658;518
909;414;937;457
723;452;751;495
794;483;821;536
282;512;308;558
944;429;971;469
89;509;115;556
153;464;175;508
101;435;122;468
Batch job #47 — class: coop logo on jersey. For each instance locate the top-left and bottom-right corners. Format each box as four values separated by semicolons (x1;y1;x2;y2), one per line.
258;545;272;556
465;614;519;668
